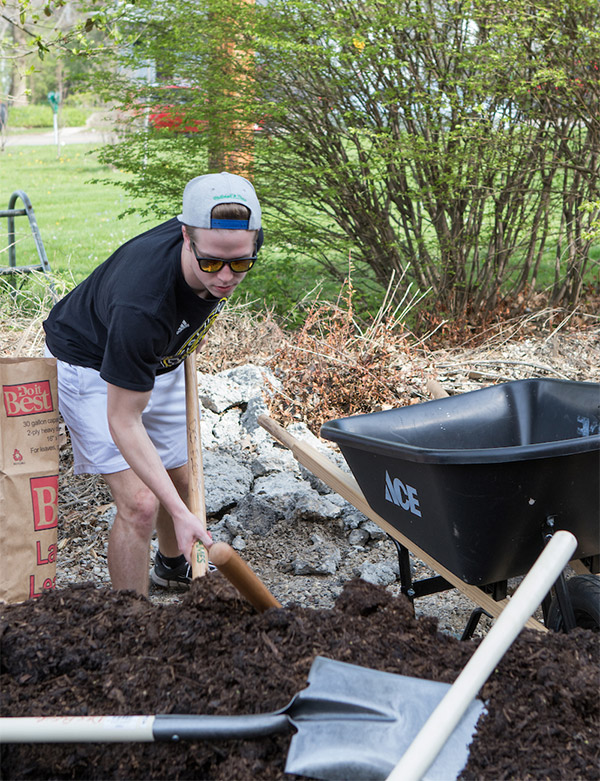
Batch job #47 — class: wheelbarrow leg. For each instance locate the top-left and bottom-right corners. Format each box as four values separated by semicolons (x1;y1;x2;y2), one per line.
460;608;493;641
389;536;455;602
390;524;504;640
389;536;416;603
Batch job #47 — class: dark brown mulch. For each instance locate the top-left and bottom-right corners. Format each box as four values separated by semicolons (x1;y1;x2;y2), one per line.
1;577;598;780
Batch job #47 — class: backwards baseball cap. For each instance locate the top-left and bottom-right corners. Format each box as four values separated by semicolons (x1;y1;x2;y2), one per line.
177;171;262;230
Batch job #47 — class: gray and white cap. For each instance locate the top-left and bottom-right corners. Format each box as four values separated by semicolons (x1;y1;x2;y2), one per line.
177;171;261;230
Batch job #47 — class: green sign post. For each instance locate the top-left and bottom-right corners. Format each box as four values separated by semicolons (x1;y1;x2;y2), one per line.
47;91;60;154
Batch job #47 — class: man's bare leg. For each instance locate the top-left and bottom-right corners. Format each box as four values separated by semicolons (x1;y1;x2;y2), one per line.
103;468;159;596
155;464;189;558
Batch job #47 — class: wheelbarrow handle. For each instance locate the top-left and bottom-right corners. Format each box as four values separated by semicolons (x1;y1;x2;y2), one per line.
258;414;298;452
386;529;578;781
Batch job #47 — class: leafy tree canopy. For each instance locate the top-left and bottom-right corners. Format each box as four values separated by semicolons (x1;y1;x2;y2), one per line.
5;0;599;316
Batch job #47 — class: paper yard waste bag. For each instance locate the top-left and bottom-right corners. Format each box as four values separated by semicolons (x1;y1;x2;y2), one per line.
0;358;60;603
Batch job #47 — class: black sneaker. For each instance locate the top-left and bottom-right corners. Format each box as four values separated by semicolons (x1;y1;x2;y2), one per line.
150;551;216;589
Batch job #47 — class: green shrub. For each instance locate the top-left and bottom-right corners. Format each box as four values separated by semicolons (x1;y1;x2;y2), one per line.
63;91;106;109
6;104;91;129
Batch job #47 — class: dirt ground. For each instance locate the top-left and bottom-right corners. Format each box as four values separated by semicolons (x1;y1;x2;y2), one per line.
1;577;598;780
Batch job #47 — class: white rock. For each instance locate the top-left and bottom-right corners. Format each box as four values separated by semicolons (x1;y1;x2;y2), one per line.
198;374;243;413
348;528;369;546
232;535;246;551
358;561;399;587
212;408;243;447
203;451;253;514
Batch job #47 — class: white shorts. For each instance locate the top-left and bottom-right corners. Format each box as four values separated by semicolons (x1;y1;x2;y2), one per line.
46;347;188;475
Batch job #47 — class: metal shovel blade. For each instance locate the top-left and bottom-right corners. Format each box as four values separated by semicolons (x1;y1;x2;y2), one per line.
0;657;483;781
285;656;485;781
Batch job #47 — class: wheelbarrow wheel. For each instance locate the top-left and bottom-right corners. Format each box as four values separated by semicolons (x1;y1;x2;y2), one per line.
547;574;600;632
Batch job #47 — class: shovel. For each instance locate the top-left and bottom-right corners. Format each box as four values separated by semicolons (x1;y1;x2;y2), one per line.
184;353;281;611
0;655;484;780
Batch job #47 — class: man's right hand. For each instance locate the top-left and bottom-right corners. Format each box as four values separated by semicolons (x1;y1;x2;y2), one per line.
172;506;213;565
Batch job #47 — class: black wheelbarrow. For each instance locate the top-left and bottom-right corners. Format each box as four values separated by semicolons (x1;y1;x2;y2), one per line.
319;378;599;634
259;378;599;636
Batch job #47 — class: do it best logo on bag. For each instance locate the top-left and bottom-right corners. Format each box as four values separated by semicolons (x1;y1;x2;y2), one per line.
0;358;60;604
3;380;53;417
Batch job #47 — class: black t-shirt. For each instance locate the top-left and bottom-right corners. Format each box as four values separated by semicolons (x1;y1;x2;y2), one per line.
43;218;225;391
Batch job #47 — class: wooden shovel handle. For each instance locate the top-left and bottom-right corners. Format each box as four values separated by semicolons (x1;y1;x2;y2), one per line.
184;353;208;578
210;542;282;612
184;356;281;611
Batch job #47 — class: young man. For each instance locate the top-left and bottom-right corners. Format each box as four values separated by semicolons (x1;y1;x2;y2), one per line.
44;172;263;595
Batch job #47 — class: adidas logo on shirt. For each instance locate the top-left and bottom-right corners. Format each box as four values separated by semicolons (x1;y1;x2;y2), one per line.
176;320;190;335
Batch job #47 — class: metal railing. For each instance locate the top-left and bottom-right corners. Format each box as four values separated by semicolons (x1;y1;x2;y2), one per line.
0;190;56;300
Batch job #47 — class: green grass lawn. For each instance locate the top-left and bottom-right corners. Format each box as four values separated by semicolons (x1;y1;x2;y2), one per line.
0;141;350;319
1;144;162;288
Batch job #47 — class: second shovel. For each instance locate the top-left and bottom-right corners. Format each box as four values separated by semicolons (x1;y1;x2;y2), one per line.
184;353;281;611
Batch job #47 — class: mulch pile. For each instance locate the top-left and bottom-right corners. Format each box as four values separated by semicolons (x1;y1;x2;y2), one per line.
1;577;598;780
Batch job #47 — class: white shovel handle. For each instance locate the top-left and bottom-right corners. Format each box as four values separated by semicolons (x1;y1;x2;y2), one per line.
386;529;577;781
0;716;155;743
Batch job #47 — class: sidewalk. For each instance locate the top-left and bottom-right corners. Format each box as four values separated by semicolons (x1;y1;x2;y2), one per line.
3;125;115;147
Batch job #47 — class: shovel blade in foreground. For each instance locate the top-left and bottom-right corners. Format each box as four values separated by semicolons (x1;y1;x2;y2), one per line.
0;656;483;781
285;657;485;781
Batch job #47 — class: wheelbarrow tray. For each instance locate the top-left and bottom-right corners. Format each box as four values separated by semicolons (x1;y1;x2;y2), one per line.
320;379;600;586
